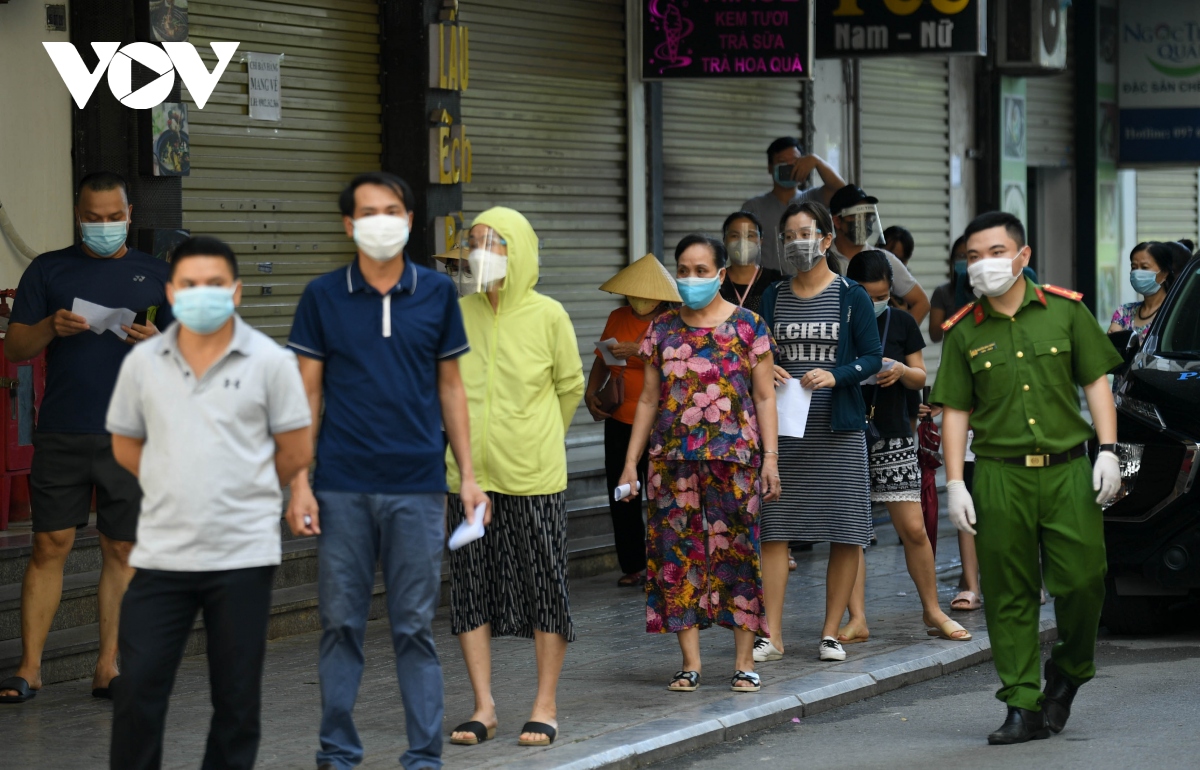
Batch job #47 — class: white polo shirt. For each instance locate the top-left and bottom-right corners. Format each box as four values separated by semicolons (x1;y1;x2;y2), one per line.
106;316;311;572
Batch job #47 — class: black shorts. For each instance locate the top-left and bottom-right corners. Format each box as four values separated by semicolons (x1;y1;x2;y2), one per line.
30;432;142;541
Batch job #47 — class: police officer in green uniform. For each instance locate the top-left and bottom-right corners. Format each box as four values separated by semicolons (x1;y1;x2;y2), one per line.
930;212;1123;745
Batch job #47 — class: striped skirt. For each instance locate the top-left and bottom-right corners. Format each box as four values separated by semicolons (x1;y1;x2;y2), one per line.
447;491;575;641
761;421;873;547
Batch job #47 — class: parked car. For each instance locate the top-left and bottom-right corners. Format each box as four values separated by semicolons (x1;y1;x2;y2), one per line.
1105;257;1200;633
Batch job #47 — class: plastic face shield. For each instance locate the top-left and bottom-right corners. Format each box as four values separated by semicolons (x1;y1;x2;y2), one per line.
461;228;508;295
841;203;884;247
725;221;762;266
778;221;826;273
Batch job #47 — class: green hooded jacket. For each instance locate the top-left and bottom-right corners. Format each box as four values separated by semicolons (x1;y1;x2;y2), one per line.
446;207;585;496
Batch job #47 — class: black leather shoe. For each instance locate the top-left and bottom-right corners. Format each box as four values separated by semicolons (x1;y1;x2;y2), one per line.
1043;659;1081;733
987;706;1051;745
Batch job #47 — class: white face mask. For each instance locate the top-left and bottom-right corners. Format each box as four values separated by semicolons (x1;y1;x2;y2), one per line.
465;248;507;293
353;214;410;262
873;299;890;318
968;255;1022;298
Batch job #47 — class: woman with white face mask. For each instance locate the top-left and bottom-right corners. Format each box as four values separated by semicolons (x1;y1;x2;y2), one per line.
1107;241;1188;341
719;211;783;315
754;201;883;664
445;207;585;749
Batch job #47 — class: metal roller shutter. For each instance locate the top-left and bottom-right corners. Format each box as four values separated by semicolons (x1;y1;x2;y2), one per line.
859;58;950;294
661;82;805;262
459;0;628;472
1136;169;1200;246
1026;34;1074;168
183;0;383;341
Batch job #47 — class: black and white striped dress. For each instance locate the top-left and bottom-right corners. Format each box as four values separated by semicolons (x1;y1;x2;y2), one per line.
762;280;873;546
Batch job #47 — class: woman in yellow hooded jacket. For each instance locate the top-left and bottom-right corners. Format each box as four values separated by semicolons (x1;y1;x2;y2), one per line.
445;207;585;748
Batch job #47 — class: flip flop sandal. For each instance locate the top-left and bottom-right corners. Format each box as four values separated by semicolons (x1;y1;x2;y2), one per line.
0;676;37;704
517;721;557;747
617;571;646;587
92;675;120;700
950;591;982;611
730;670;761;693
667;670;700;692
788;556;797;571
927;619;973;641
449;720;496;745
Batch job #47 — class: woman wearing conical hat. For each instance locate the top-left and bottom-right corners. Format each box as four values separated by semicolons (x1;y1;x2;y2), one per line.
584;254;681;588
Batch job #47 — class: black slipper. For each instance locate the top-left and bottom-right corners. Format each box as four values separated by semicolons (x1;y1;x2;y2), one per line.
449;720;496;745
518;721;557;746
0;676;37;704
92;675;119;700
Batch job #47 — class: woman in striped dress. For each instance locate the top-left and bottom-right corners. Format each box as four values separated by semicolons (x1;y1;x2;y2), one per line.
756;201;882;663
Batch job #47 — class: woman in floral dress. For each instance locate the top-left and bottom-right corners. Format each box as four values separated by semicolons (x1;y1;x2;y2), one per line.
617;234;781;694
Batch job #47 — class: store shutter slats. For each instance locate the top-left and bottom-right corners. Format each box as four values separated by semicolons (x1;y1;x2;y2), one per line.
184;0;382;341
461;0;628;472
1136;169;1200;245
1026;17;1075;168
662;82;804;259
859;58;950;295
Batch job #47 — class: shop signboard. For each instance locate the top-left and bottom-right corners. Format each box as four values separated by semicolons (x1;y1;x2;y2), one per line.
246;52;282;122
1117;0;1200;164
815;0;986;59
641;0;814;79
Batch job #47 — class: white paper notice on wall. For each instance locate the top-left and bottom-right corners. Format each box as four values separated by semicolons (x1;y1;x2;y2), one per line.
247;52;282;121
950;154;962;189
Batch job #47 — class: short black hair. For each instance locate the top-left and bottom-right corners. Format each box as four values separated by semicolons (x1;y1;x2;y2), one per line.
169;236;239;280
779;200;835;242
675;234;727;269
77;171;128;203
845;249;893;286
1133;241;1190;291
963;211;1026;249
766;136;801;162
338;172;414;218
1178;238;1196;254
722;210;763;238
883;225;914;262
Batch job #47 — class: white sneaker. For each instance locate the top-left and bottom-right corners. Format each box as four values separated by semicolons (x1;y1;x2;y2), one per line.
818;636;846;661
753;637;783;662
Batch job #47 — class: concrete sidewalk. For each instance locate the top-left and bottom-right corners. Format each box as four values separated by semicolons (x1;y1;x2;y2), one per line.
0;517;1054;770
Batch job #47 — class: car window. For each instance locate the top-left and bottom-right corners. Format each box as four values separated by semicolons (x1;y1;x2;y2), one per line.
1160;264;1200;358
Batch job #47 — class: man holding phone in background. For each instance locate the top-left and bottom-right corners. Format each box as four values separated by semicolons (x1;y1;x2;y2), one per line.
0;172;171;705
742;137;846;274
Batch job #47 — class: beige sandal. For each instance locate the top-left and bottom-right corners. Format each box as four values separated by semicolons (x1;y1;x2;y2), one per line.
927;619;973;641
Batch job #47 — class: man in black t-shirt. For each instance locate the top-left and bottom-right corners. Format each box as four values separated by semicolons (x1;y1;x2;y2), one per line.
0;172;171;705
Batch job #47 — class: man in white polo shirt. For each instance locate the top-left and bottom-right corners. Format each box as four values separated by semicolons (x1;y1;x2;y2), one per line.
105;236;313;770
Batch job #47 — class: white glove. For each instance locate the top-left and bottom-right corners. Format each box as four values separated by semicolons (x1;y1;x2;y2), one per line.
945;480;977;536
1093;450;1122;505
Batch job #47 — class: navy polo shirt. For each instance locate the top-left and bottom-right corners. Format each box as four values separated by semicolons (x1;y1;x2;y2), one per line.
287;257;468;494
11;245;173;434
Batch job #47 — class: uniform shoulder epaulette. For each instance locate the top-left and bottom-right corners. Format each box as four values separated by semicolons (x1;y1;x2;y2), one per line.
1041;284;1084;301
941;301;977;332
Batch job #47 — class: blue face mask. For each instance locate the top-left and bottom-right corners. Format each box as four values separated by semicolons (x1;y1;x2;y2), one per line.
172;285;237;335
773;163;799;189
1130;269;1162;296
79;220;128;257
676;275;723;310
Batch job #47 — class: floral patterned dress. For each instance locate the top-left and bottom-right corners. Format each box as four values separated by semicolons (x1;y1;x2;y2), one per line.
639;307;774;635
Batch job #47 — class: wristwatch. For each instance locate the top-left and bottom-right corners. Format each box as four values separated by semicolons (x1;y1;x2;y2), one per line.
1097;443;1119;455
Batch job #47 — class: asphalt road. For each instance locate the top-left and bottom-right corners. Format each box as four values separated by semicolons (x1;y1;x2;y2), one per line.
653;632;1200;770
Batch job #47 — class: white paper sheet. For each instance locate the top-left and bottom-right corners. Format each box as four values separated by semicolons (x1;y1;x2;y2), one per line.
776;378;812;439
860;359;896;386
72;298;136;341
594;337;626;367
448;503;488;551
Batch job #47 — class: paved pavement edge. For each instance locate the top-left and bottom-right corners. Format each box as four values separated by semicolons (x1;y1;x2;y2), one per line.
507;605;1059;770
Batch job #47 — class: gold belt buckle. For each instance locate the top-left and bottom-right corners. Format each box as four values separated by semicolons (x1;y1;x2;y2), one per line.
1025;454;1049;468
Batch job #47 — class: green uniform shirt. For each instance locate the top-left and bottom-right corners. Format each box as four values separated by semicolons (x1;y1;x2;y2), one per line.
930;278;1123;458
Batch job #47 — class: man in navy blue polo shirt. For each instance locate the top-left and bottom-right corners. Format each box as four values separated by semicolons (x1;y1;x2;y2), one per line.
0;172;172;705
285;172;489;770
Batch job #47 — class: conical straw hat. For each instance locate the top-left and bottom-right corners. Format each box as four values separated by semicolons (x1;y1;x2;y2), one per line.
599;253;681;303
434;244;469;261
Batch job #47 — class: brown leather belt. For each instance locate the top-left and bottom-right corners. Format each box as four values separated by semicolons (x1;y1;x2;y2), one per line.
983;443;1088;468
